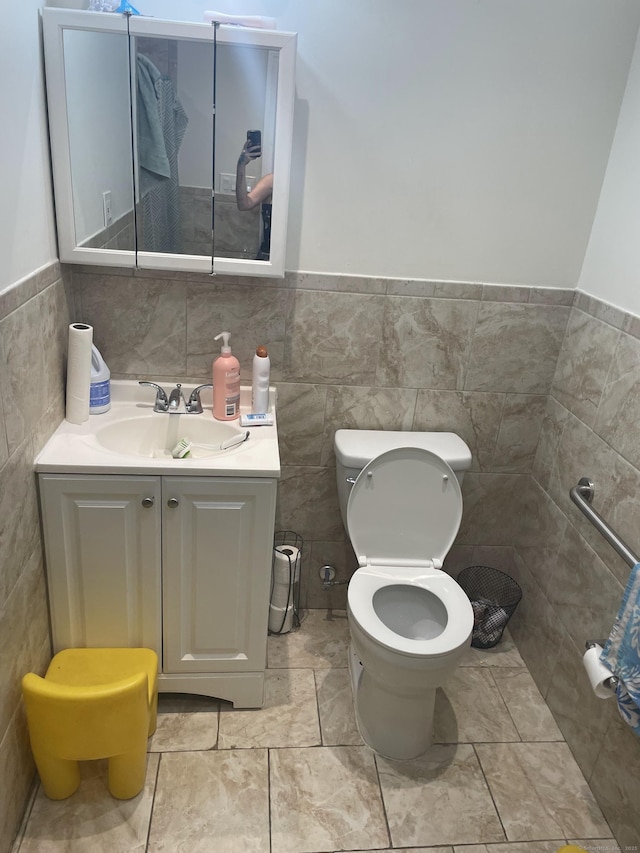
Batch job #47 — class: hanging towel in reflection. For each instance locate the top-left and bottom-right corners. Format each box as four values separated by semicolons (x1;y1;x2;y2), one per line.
136;54;188;253
601;563;640;735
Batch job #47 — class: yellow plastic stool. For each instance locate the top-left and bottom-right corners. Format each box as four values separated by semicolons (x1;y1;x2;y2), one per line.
22;647;158;800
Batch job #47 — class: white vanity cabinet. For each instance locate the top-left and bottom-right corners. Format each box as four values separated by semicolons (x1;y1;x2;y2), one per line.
38;473;277;707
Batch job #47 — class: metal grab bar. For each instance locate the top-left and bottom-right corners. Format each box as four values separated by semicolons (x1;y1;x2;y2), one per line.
570;477;639;569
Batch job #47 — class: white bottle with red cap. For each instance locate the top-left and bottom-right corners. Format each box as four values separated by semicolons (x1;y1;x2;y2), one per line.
251;345;270;414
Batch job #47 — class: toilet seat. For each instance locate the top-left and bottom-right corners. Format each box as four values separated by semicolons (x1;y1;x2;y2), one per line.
348;566;472;657
346;447;470;658
346;446;463;568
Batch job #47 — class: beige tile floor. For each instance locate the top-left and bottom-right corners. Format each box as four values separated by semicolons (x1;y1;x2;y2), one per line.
15;609;618;853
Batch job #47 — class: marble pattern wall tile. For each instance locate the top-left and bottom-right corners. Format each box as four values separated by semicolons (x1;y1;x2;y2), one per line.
552;309;620;427
547;410;631;578
588;711;640;849
304;540;357;610
413;389;504;472
0;294;47;454
275;383;328;466
544;631;614;778
547;523;622;656
0;708;35;853
457;473;528;547
0;438;41;609
0;518;49;830
465;303;569;394
514;478;567;600
376;296;478;390
574;291;627;331
531;395;569;491
186;281;290;379
0;396;8;471
593;330;640;470
0;263;71;853
507;552;565;696
275;466;345;543
283;290;386;384
319;384;418;467
492;394;547;473
79;274;188;377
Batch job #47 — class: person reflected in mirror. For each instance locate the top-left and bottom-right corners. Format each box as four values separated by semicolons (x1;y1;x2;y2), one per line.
236;138;273;260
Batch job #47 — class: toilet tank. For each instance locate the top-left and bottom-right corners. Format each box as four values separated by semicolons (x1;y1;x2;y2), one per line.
334;429;472;529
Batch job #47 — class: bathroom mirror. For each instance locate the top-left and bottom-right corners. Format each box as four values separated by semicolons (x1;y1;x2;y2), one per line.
42;9;296;277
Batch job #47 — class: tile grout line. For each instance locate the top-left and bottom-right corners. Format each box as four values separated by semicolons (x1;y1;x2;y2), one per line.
144;751;162;852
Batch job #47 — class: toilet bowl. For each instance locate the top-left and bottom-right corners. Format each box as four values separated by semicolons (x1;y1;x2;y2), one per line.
335;431;474;760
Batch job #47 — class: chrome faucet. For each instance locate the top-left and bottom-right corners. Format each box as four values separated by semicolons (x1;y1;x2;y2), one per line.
185;384;213;414
168;383;184;412
139;380;211;414
139;381;169;413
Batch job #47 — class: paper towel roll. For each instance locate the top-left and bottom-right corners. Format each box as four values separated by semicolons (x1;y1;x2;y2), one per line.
65;323;93;424
582;643;616;699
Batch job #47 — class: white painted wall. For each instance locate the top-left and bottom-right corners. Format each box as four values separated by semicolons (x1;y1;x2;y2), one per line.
3;2;640;290
0;0;58;292
134;0;640;286
578;28;640;316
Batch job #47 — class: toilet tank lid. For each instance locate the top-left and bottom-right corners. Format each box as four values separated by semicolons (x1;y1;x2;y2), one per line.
334;429;471;471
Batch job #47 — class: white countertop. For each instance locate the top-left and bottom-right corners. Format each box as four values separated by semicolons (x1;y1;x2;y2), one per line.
35;381;281;478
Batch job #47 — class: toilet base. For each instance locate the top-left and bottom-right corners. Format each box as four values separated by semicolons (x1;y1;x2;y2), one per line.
348;643;436;761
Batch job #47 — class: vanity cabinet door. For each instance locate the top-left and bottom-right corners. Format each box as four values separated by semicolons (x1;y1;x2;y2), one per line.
39;474;162;655
162;477;276;674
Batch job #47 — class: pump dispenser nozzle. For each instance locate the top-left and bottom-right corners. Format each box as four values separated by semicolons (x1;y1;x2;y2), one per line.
215;331;231;354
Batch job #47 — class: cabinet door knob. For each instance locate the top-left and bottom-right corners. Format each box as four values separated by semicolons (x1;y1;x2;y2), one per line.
141;496;155;508
167;497;179;508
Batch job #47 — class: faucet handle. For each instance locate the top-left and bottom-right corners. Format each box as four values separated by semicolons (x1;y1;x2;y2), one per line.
139;381;169;412
186;384;213;414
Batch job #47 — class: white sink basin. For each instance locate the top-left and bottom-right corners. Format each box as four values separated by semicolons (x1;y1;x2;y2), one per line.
95;415;244;459
34;380;280;477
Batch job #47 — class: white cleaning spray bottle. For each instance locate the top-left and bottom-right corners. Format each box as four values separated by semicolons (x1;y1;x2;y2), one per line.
251;345;270;414
213;332;240;420
89;344;111;414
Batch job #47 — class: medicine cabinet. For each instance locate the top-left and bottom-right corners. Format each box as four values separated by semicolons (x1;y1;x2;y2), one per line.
42;9;296;277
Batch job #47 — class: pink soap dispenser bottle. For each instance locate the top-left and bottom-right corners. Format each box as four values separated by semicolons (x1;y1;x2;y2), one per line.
213;331;240;421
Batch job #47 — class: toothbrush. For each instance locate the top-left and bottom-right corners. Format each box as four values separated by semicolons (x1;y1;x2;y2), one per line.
171;431;250;458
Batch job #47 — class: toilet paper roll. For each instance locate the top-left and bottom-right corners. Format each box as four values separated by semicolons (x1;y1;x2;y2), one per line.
269;603;294;634
582;643;616;699
273;546;301;584
65;323;93;424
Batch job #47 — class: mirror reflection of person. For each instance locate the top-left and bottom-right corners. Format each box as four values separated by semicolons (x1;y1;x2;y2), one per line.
236;139;273;260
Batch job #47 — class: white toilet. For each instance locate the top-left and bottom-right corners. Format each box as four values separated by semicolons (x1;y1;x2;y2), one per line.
334;429;474;760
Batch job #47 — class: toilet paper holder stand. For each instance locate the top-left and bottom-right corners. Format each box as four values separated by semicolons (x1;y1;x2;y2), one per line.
584;641;618;691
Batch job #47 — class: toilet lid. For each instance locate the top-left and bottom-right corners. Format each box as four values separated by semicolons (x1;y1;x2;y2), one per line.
347;447;463;566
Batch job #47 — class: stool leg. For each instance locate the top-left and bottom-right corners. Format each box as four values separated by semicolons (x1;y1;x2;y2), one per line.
148;694;158;736
33;750;81;800
107;742;147;799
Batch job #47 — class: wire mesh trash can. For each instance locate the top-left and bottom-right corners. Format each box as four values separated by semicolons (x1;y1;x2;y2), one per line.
269;531;303;635
456;565;522;649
